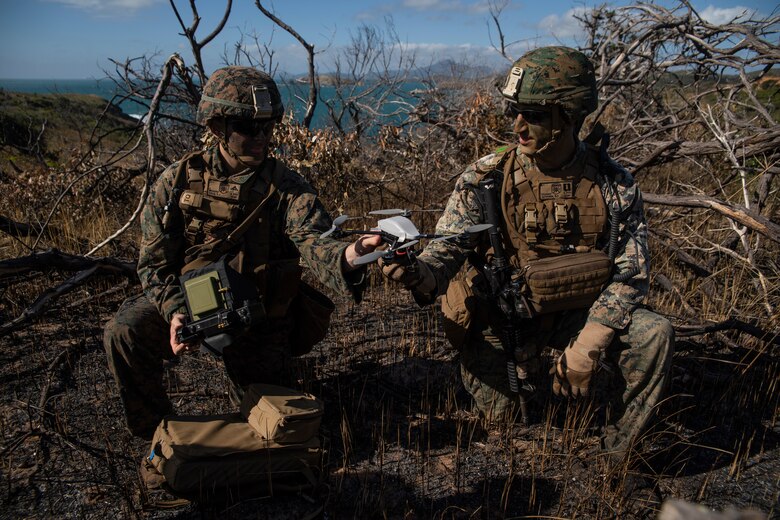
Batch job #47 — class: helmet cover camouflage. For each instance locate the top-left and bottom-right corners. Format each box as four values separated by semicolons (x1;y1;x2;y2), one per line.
500;46;597;123
197;66;284;125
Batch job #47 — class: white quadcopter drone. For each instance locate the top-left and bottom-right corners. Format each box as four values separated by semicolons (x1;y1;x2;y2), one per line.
321;209;492;266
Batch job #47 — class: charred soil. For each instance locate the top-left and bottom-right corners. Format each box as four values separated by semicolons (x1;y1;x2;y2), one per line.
1;275;778;519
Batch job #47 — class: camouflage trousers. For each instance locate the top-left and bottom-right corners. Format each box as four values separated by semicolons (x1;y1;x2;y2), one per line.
459;307;674;457
103;293;293;440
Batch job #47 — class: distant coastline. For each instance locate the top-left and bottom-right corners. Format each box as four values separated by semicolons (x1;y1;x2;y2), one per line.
0;78;150;120
0;77;430;129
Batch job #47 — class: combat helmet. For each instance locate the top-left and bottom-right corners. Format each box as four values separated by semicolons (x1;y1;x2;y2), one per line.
197;66;284;125
500;46;597;124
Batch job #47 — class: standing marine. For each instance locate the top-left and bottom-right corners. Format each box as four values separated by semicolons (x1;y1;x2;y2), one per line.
104;66;380;440
382;46;674;459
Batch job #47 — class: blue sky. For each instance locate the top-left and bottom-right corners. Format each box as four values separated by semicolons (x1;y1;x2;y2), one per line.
0;0;774;79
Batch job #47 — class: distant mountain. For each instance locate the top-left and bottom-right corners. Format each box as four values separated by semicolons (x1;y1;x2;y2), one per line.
412;59;497;80
283;59;499;86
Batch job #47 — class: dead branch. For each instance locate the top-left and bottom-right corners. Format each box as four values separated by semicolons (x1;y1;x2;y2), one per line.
0;248;136;280
169;0;232;84
649;229;713;277
674;318;780;347
487;0;511;61
653;273;698;317
255;0;317;129
0;215;57;238
0;261;136;337
86;54;188;258
643;192;780;244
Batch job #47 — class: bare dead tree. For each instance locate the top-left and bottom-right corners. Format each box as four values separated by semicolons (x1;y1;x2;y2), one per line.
319;18;417;137
569;2;780;324
221;25;278;76
577;3;779;173
255;1;318;129
169;0;233;84
87;54;190;257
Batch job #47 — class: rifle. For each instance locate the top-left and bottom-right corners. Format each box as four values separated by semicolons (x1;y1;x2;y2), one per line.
471;177;535;424
176;257;265;355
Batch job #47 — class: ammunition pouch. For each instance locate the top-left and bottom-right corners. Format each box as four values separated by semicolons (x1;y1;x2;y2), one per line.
441;269;487;349
240;384;324;443
179;190;241;221
523;251;612;314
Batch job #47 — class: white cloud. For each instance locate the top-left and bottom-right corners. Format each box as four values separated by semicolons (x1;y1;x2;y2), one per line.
537;6;587;40
47;0;160;14
401;0;491;14
699;5;757;24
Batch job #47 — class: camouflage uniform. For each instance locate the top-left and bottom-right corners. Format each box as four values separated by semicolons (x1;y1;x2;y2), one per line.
414;47;674;457
104;146;363;439
419;143;673;454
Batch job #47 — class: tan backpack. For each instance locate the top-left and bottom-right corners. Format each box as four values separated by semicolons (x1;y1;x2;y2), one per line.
145;385;325;501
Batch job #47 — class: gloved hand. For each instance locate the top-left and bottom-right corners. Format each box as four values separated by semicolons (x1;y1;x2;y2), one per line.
381;257;437;295
552;321;615;398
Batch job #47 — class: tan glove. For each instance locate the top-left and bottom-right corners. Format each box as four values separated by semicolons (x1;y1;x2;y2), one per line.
381;257;437;295
552;321;615;398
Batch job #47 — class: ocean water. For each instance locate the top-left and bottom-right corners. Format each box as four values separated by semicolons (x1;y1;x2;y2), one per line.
0;78;422;129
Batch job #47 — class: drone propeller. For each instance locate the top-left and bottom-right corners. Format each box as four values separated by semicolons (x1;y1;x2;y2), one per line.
395;240;419;249
320;214;352;238
369;209;411;217
352;250;387;266
430;223;493;242
352;239;420;266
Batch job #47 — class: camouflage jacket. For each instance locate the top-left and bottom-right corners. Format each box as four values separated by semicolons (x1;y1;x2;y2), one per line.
419;141;650;330
137;147;362;322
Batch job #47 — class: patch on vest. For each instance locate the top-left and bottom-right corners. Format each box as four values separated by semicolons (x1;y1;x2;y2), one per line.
207;178;242;201
539;181;574;200
180;191;203;209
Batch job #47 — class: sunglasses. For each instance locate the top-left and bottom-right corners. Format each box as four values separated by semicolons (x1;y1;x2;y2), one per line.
227;118;275;137
506;105;553;125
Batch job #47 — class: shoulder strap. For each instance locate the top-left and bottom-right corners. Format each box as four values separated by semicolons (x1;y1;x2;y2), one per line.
576;148;600;198
161;151;203;229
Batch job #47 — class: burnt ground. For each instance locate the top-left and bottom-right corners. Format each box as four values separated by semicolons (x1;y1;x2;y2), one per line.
1;274;778;520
